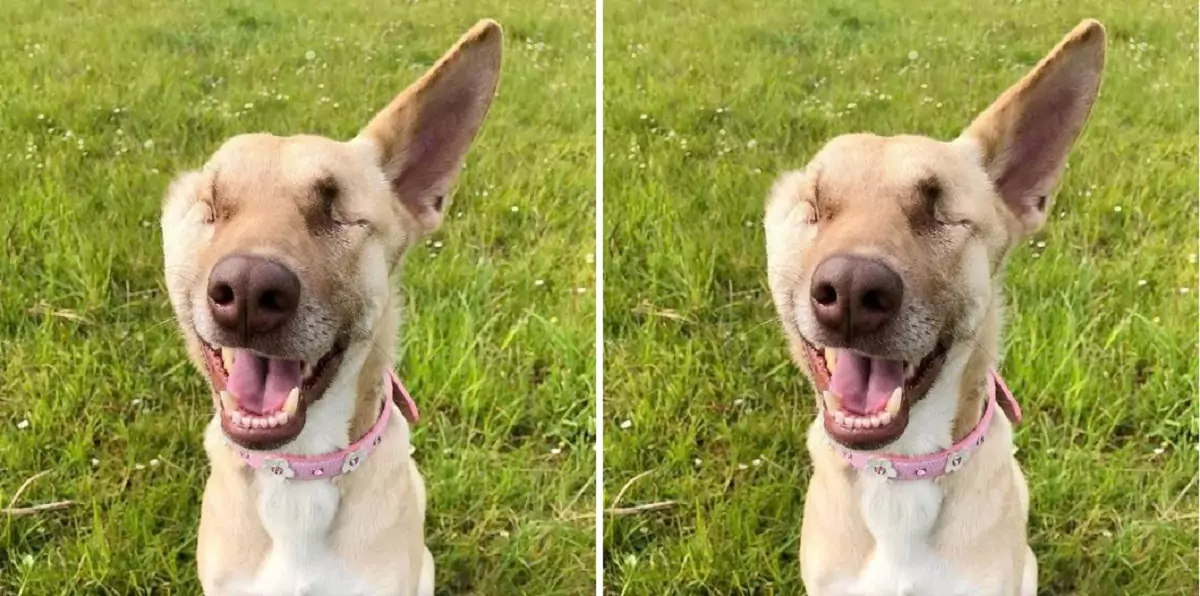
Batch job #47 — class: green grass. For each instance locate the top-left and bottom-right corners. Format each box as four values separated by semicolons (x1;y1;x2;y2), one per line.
0;0;594;593
603;0;1197;593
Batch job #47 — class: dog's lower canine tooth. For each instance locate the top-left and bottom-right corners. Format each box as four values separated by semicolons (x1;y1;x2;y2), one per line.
886;388;903;415
283;388;300;416
825;348;838;370
822;391;838;412
219;391;237;413
221;348;234;371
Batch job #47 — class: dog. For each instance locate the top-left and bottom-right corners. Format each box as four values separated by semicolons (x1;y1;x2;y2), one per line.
160;20;502;595
764;20;1105;596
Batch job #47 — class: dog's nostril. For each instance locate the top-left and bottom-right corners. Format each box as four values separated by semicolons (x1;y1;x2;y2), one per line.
861;289;888;312
259;290;287;313
210;283;235;306
812;283;838;306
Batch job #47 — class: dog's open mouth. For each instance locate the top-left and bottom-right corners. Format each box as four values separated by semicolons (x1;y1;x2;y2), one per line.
201;339;346;450
802;337;948;450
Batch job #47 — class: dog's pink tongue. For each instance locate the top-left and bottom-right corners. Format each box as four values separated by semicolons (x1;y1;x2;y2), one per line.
227;351;302;415
829;351;904;415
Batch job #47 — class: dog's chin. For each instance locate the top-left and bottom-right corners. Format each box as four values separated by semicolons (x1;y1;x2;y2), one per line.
198;336;347;451
800;335;948;451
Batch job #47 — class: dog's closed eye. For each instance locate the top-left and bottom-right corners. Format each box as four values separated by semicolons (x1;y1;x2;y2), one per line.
918;177;971;228
799;201;819;225
312;176;369;228
203;175;224;224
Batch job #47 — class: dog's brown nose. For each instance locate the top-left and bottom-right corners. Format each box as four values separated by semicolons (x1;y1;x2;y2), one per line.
810;255;903;339
207;254;301;339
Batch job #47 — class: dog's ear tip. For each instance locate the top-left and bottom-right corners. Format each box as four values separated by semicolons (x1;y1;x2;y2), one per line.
466;19;504;46
1076;18;1105;35
1069;19;1107;51
473;18;502;33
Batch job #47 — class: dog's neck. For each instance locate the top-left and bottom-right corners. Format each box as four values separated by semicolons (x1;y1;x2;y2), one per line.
347;299;401;446
950;297;1002;441
348;311;398;443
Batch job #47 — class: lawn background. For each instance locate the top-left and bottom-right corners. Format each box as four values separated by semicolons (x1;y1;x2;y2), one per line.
603;0;1198;593
0;0;595;593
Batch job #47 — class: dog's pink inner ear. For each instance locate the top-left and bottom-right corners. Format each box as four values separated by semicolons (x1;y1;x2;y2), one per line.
964;21;1105;234
359;21;502;232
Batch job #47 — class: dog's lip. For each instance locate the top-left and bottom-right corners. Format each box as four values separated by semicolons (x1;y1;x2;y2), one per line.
800;335;949;450
198;337;347;450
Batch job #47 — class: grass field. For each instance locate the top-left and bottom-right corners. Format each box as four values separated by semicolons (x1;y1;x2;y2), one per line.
0;0;594;593
603;0;1197;593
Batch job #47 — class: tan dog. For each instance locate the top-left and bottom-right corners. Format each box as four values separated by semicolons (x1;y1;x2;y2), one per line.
160;21;502;595
764;21;1105;596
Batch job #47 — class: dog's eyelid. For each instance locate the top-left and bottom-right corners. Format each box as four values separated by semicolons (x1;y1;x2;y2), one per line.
936;215;972;228
332;215;371;228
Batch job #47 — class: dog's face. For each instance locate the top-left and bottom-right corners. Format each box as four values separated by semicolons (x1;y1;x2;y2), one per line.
766;21;1105;450
162;21;502;450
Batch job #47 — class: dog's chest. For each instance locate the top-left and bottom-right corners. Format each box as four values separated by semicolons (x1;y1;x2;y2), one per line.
233;478;374;596
836;478;982;596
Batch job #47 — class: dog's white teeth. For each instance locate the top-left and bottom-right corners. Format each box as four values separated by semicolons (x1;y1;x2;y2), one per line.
822;391;839;412
835;410;896;429
886;387;903;415
219;391;237;413
277;411;291;426
904;362;917;381
824;348;838;370
283;388;300;416
302;362;312;379
221;348;235;371
230;411;244;426
266;414;280;428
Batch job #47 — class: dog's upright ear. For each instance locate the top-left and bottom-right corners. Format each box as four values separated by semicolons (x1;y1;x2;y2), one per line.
358;19;503;233
960;19;1106;235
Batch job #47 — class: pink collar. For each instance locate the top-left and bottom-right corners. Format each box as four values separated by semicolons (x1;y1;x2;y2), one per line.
231;370;420;481
832;368;1022;481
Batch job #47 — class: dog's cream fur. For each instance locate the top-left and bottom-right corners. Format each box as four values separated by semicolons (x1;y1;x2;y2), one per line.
764;21;1106;596
161;21;503;595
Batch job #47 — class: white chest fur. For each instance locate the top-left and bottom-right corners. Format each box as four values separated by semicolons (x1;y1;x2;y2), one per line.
238;475;370;596
843;477;974;596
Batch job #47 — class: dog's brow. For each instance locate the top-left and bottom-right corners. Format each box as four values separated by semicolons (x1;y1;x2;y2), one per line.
917;176;942;208
314;175;339;205
209;171;220;203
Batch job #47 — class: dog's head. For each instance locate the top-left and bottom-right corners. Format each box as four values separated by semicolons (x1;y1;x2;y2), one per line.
765;21;1105;450
162;21;502;450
